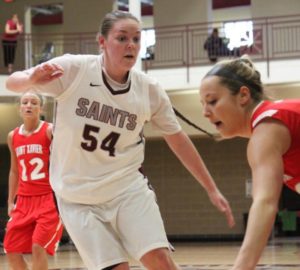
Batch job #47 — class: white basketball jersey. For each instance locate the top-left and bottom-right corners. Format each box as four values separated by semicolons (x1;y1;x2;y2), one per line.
47;55;180;204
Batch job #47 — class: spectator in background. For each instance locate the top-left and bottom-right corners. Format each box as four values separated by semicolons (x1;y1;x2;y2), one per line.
2;14;23;74
204;28;239;63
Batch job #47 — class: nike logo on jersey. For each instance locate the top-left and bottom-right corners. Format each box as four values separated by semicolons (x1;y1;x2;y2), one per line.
90;82;101;87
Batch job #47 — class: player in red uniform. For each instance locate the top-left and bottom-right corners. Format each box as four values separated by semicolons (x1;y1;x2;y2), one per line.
199;55;300;270
3;91;63;270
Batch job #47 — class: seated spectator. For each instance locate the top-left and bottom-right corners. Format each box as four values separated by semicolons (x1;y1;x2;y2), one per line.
204;28;239;63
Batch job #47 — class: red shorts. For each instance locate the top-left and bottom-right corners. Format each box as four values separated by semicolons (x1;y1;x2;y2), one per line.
4;193;63;255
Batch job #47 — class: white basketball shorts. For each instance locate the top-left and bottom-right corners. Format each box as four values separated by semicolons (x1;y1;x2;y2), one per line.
57;178;170;270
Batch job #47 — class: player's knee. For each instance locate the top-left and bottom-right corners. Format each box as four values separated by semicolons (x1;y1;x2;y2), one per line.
141;248;176;270
32;243;46;258
155;253;174;270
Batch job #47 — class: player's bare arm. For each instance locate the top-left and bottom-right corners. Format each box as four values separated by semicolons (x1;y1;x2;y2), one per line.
6;63;64;92
7;131;19;216
232;121;290;270
164;130;235;228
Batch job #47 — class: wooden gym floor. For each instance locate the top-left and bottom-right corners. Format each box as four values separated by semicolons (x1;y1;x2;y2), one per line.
0;238;300;269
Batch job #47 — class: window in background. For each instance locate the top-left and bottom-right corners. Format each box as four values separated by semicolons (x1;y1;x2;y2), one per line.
224;21;253;50
141;29;155;60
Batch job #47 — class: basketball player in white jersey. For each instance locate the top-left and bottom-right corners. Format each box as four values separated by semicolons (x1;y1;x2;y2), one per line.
6;11;234;270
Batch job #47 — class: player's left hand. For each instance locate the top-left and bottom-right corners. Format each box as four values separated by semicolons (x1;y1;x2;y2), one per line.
29;62;64;85
208;189;235;228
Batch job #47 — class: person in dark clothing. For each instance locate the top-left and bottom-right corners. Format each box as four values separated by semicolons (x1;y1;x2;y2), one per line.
204;28;239;63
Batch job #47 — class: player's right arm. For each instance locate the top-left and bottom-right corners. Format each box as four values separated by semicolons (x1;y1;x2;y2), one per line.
6;63;64;93
7;131;19;217
46;123;53;140
231;120;290;270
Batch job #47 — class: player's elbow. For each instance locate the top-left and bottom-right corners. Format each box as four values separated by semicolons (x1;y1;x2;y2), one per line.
6;77;18;92
6;72;27;93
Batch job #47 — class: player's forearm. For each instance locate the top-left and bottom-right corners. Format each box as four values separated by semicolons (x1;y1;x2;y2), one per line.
7;174;18;204
165;131;218;193
232;200;278;270
185;150;217;193
6;28;19;34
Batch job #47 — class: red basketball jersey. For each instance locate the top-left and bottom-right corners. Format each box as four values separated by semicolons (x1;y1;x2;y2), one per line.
251;100;300;193
12;121;53;196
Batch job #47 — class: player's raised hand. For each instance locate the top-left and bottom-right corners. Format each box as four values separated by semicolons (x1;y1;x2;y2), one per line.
29;62;64;84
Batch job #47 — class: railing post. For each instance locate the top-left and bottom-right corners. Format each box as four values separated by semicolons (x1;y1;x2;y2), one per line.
266;18;270;78
24;33;32;69
144;59;148;73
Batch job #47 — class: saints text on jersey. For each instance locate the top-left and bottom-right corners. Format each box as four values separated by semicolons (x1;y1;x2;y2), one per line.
75;98;138;130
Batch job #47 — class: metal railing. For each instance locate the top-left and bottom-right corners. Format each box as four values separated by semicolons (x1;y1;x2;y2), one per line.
1;14;300;77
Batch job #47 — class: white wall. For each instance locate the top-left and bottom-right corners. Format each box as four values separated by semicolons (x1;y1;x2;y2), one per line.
142;15;154;29
0;103;21;144
2;58;300;142
154;0;211;26
212;6;251;22
147;59;300;91
251;0;300;18
3;59;299;96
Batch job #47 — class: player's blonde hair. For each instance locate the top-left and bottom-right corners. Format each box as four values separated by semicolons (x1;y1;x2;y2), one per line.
204;55;265;102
